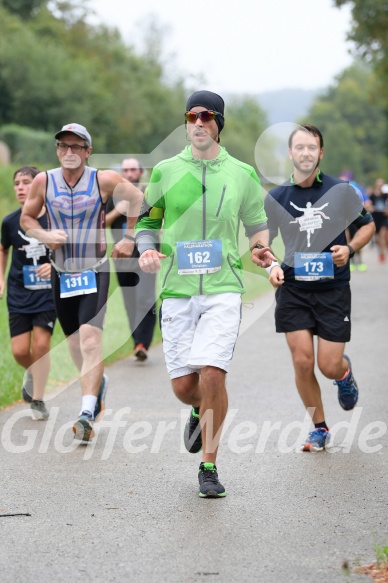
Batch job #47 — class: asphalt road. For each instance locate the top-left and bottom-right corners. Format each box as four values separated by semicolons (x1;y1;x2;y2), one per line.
1;245;387;583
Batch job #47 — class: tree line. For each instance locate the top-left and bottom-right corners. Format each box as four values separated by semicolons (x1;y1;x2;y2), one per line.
0;0;387;187
0;0;267;168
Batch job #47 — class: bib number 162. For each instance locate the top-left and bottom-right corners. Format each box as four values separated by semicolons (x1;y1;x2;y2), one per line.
188;251;210;264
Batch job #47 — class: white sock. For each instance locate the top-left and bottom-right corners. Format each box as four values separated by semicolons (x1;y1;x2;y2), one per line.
80;395;98;418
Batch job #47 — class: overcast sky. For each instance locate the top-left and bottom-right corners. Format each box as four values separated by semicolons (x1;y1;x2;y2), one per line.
89;0;354;94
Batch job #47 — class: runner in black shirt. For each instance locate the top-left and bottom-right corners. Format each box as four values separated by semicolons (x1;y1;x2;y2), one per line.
0;166;56;420
254;125;375;452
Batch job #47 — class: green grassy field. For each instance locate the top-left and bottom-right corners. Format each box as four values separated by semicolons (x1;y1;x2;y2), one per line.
0;164;276;409
0;259;270;410
0;264;164;409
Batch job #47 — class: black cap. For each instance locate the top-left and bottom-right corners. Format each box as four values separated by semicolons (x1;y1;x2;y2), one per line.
186;90;225;134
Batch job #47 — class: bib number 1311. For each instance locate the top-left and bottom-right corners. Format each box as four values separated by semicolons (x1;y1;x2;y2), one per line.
59;270;97;297
64;274;90;288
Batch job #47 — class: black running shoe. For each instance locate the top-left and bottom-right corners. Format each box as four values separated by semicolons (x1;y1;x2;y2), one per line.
134;344;148;362
73;411;95;442
184;407;202;453
198;462;226;498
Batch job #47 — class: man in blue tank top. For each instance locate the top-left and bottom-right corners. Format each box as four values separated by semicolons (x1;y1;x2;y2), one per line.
21;123;143;442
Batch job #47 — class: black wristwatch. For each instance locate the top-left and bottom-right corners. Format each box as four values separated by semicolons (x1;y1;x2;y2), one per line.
346;244;355;258
251;243;266;252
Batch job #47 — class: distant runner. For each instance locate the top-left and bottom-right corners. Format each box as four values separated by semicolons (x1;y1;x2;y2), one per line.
0;166;55;420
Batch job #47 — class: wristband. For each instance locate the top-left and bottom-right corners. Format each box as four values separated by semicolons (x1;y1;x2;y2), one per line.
123;234;136;242
265;261;280;274
346;244;355;258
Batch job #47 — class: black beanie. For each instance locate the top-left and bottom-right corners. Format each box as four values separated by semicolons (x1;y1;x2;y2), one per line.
185;90;225;134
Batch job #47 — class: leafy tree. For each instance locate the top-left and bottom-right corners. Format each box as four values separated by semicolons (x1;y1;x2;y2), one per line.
222;97;268;169
334;0;388;58
334;0;388;107
0;0;47;18
0;1;267;167
302;63;388;184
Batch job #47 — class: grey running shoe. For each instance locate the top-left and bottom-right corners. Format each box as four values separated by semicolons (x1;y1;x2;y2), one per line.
73;411;95;442
198;462;226;498
31;400;49;421
94;374;108;422
22;371;34;403
184;407;202;453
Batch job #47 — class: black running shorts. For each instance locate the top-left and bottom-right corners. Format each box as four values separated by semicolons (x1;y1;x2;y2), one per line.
51;269;110;336
275;284;351;342
9;311;57;338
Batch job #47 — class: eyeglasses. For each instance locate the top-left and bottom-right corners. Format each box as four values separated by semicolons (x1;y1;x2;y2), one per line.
184;110;223;123
56;142;89;153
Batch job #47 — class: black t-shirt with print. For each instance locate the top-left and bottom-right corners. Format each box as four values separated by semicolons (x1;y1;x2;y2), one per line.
265;172;373;290
1;208;54;313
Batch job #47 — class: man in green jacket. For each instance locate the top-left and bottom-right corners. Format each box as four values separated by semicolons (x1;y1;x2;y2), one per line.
135;91;273;497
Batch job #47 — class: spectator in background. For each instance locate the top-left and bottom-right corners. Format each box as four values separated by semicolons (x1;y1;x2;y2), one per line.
366;178;388;263
106;158;156;362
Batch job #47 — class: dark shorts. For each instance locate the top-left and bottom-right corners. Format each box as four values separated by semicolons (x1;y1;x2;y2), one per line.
51;269;110;336
9;311;57;338
372;213;388;234
275;284;351;342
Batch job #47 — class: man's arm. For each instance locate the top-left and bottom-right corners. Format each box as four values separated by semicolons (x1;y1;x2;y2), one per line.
249;229;277;268
98;170;143;231
105;200;128;228
331;220;376;267
0;244;9;298
98;170;143;258
135;193;166;273
20;173;68;250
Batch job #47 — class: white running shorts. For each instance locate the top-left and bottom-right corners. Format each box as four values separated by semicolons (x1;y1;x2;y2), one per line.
161;293;242;379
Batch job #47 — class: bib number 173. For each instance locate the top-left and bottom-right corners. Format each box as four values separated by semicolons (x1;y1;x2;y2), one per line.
294;252;334;281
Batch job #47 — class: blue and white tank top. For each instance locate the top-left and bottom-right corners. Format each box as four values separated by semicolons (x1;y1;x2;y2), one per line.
45;166;107;272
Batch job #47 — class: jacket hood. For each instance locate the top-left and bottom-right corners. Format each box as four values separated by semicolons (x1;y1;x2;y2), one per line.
177;145;228;171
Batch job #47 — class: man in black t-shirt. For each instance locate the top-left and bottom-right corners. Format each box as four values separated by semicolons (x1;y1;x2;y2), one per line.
254;125;375;452
0;166;56;420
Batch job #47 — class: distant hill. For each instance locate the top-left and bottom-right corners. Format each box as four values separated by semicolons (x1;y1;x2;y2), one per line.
255;88;323;125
